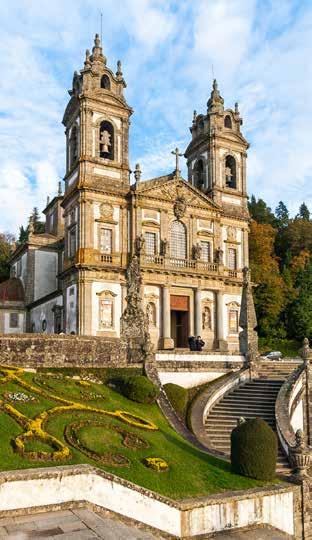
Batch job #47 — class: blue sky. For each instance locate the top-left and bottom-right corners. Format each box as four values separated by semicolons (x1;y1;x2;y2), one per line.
0;0;312;233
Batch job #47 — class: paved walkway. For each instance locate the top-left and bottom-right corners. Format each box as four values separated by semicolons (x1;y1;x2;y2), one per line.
0;509;290;539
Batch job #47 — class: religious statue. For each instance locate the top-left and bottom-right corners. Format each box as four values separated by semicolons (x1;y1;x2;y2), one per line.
202;306;211;330
161;238;169;257
193;243;202;261
100;130;111;153
134;234;145;256
215;248;224;265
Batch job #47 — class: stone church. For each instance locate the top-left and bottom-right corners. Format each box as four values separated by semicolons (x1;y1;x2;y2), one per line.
0;34;251;352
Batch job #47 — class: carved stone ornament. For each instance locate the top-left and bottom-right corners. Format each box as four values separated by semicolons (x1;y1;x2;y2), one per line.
289;429;312;477
120;255;152;363
99;203;114;220
173;196;187;220
227;226;236;242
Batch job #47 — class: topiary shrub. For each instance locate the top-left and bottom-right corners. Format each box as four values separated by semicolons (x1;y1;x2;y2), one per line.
163;383;188;419
231;418;277;480
122;375;160;404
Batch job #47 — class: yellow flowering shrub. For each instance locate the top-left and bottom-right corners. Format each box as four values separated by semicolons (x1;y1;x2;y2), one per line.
143;457;169;472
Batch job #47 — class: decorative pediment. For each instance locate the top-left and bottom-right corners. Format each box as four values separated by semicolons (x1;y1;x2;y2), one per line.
136;178;221;213
96;289;117;298
144;293;159;302
226;301;240;308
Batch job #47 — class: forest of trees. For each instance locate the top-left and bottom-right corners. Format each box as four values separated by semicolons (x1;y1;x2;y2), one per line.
0;199;311;353
249;196;312;352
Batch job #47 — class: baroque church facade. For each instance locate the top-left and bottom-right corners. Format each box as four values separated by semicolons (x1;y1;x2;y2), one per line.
0;34;250;352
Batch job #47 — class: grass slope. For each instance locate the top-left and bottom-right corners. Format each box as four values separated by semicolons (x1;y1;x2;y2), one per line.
0;367;276;500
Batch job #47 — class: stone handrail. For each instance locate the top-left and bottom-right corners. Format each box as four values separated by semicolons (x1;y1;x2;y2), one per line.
275;363;305;457
190;367;250;454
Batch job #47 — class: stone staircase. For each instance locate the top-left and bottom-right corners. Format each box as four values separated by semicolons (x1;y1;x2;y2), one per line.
204;361;300;474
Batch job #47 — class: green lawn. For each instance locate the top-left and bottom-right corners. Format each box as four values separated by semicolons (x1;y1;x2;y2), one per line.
0;366;276;500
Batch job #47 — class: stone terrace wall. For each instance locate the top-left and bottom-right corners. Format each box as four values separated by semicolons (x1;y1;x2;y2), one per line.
0;334;128;368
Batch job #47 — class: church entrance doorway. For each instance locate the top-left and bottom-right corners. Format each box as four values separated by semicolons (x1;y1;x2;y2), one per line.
170;295;189;348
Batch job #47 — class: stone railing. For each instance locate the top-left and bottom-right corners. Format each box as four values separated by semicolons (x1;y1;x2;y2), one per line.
275;361;312;476
141;254;243;279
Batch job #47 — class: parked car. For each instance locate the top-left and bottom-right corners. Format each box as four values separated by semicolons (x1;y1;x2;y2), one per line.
261;351;283;360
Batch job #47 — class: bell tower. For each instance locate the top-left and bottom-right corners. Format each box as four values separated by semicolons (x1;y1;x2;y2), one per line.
185;80;249;212
62;34;132;193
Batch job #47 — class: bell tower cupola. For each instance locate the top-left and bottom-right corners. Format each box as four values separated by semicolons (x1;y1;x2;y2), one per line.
62;34;133;194
184;80;249;211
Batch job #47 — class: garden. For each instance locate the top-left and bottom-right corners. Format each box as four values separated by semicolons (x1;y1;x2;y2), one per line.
0;365;275;499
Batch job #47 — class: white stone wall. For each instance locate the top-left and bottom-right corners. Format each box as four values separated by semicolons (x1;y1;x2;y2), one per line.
66;284;77;334
91;281;122;336
30;295;63;334
156;352;244;362
0;468;296;537
34;251;58;301
158;371;226;388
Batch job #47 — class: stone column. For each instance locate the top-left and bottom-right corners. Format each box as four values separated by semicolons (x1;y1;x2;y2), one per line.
194;288;202;336
160;286;174;349
216;290;228;351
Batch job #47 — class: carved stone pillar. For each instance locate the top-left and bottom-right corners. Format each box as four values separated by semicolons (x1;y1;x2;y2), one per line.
160;286;174;350
194;288;202;336
216;290;228;351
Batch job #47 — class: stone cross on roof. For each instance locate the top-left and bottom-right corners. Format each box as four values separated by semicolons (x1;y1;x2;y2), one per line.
171;147;183;176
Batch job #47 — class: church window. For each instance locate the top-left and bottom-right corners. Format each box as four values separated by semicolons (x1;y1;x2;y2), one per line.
202;306;212;330
99;228;112;254
69;125;78;168
170;220;187;259
228;309;239;333
9;312;18;328
195;159;204;188
101;74;111;90
16;259;22;277
200;241;211;262
99;121;114;160
42;319;47;332
69;227;77;258
225;155;236;189
99;298;114;329
224;115;232;128
144;232;157;255
146;301;156;326
228;247;237;270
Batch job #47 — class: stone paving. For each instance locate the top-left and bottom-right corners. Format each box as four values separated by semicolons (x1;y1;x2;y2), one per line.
0;508;290;539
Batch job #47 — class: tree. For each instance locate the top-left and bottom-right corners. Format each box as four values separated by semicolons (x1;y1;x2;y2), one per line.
287;257;312;340
298;202;310;221
18;225;28;244
32;207;45;234
249;221;286;337
275;201;289;228
248;195;277;226
0;233;15;283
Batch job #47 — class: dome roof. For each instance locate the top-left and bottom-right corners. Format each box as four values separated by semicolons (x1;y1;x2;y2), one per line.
0;278;25;303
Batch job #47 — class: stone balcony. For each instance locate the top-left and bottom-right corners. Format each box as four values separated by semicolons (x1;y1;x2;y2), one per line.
141;254;243;280
64;249;242;280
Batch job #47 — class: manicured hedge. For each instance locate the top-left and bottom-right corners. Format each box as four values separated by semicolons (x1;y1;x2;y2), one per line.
231;418;277;480
163;383;188;419
122;375;160;404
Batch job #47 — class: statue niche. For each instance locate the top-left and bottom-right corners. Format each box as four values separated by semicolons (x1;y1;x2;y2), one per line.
99;121;114;160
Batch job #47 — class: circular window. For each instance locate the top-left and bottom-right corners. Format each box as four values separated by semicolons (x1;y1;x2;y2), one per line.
42;320;47;331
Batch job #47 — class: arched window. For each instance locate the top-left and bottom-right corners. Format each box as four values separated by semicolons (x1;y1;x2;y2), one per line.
170;220;187;259
195;159;204;189
99;121;114;160
225;155;236;189
224;115;232;129
69;125;78;168
101;74;111;90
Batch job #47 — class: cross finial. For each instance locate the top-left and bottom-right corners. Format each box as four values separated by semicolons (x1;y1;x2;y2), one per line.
171;147;183;176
